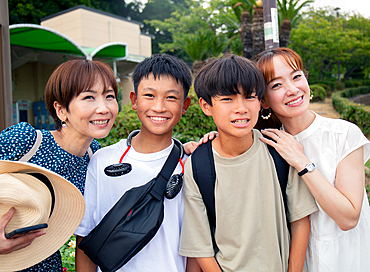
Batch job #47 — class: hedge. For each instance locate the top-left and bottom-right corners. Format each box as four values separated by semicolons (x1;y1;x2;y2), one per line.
97;90;217;147
332;86;370;137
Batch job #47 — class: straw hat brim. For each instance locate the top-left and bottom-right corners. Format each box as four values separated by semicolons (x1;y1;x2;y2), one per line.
0;160;85;272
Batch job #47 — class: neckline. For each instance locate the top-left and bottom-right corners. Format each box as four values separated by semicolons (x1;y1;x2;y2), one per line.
290;112;322;142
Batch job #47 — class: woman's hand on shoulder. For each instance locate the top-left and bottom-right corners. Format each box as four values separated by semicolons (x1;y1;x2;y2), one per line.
260;129;309;170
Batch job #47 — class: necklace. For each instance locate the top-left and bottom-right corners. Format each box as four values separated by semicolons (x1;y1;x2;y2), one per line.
104;130;184;177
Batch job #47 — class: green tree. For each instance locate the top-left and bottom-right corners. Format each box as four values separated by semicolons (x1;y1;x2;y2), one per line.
289;7;370;81
148;0;229;69
8;0;143;25
277;0;314;47
8;0;91;24
141;0;190;55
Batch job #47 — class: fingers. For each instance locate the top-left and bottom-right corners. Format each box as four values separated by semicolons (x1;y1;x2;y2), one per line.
1;230;45;254
183;141;199;155
0;208;14;231
198;131;219;144
261;129;285;142
0;208;45;254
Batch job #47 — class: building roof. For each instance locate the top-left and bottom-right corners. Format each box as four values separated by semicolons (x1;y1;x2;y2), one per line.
40;5;143;28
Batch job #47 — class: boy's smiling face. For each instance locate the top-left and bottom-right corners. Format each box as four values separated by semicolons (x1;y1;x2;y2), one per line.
200;91;261;140
130;73;190;139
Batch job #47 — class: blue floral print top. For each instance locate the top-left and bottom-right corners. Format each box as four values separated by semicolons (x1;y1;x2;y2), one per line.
0;122;100;272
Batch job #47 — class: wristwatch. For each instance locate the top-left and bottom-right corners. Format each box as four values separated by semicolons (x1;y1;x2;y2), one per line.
298;163;315;176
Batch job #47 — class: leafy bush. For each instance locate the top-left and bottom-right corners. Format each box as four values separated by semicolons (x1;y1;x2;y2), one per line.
310;84;326;102
332;86;370;137
334;81;345;91
344;80;363;88
98;91;216;147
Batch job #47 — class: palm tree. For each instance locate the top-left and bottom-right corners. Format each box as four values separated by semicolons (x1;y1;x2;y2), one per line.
174;29;229;75
232;0;256;59
252;0;264;58
277;0;314;47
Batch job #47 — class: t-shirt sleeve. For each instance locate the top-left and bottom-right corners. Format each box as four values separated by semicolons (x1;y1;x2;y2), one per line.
75;155;99;237
0;122;37;161
179;156;215;258
286;166;318;223
340;122;370;164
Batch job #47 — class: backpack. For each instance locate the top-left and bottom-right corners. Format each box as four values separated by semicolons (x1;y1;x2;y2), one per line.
191;139;290;253
78;140;183;272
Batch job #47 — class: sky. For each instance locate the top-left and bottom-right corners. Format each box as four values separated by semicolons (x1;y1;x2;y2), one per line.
306;0;370;18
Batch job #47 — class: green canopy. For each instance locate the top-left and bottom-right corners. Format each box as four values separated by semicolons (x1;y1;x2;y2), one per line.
9;24;128;60
84;42;127;60
10;24;87;58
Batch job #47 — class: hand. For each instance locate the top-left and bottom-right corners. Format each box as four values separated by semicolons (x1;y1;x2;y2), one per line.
260;129;309;171
183;131;219;155
198;131;218;145
0;208;45;254
183;141;199;155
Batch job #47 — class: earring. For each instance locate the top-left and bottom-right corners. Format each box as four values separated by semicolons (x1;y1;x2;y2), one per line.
310;89;313;100
260;108;272;120
61;120;67;128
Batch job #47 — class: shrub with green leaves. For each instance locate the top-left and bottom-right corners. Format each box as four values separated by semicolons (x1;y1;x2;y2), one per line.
332;86;370;137
310;84;326;102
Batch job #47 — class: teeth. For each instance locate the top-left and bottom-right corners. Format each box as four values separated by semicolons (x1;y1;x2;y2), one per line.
232;119;248;124
91;120;108;125
286;96;303;105
151;117;168;121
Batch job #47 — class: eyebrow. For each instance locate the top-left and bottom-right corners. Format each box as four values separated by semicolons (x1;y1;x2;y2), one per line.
82;88;115;94
142;87;181;94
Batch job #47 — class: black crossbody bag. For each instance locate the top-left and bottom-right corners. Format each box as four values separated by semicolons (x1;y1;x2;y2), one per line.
79;141;181;272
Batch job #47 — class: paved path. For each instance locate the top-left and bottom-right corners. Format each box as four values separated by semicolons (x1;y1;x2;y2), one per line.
309;98;340;119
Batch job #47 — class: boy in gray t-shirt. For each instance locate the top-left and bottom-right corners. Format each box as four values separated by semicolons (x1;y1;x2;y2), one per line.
179;55;317;272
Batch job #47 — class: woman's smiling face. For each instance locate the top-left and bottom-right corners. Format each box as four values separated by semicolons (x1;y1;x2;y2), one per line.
62;76;119;141
262;55;311;121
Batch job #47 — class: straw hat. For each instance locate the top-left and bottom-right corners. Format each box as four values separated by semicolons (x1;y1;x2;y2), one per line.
0;160;85;272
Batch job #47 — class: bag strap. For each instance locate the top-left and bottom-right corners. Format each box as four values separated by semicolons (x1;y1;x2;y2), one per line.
81;139;182;255
191;140;290;254
150;141;181;200
87;147;93;159
19;130;42;162
191;140;218;253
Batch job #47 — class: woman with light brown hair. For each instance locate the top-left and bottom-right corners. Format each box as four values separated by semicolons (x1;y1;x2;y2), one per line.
256;47;370;271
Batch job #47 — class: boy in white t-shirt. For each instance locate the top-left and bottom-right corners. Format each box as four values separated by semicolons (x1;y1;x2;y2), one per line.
75;54;192;272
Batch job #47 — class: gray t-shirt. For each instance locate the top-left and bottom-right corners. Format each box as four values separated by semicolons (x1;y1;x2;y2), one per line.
179;129;317;272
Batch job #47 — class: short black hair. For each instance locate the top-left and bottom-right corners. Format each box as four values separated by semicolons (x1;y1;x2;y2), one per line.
132;54;192;98
194;54;265;105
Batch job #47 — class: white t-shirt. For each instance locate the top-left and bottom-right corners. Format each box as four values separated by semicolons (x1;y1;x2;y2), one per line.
292;112;370;272
76;139;186;272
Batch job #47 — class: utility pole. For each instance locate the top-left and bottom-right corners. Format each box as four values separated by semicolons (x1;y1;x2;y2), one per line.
263;0;279;50
0;0;12;131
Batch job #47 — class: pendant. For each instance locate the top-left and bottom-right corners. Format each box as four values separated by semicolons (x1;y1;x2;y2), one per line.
104;163;132;177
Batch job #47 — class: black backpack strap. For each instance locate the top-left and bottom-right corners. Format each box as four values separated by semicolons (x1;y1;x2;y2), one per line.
191;140;219;253
191;140;291;256
151;141;181;200
267;145;291;230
